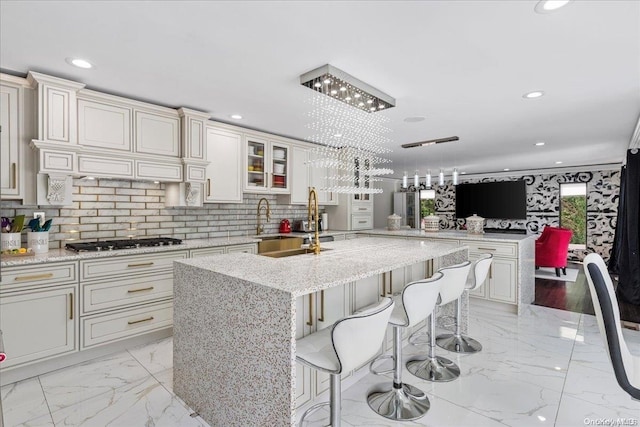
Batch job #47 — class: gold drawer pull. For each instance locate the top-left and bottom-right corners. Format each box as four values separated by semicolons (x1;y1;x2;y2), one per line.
127;286;154;293
207;179;212;197
318;290;325;322
358;220;367;224
14;273;54;281
476;248;496;252
12;163;17;189
69;293;74;320
128;316;154;325
127;262;154;268
306;295;313;326
358;207;367;211
380;273;386;297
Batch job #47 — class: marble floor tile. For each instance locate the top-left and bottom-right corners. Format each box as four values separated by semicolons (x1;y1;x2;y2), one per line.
38;351;151;413
153;367;173;392
49;376;207;427
555;394;639;427
0;377;52;427
128;336;173;374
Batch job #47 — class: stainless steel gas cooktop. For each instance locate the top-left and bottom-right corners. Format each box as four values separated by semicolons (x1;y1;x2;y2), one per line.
65;237;183;252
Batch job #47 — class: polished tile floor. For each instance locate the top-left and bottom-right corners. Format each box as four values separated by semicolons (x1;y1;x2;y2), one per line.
3;304;639;427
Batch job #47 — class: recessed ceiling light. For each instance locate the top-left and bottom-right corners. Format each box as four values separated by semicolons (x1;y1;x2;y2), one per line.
404;116;426;123
230;114;243;120
523;91;545;99
555;161;563;164
535;0;572;14
66;57;93;69
83;176;95;180
535;141;546;146
503;168;510;171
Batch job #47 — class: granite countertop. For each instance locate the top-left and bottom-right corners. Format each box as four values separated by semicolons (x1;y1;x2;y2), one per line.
364;228;535;243
0;236;261;267
175;236;466;297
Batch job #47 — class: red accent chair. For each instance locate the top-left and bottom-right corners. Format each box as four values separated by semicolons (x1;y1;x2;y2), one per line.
535;227;573;277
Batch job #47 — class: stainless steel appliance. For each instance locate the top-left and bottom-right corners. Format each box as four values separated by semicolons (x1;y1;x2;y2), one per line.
393;192;421;228
65;237;182;252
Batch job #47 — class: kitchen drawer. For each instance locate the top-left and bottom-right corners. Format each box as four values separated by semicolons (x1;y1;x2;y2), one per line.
1;262;77;293
80;250;188;280
226;244;257;254
352;203;373;213
81;301;173;349
461;240;517;258
190;247;226;258
81;273;173;315
351;214;373;230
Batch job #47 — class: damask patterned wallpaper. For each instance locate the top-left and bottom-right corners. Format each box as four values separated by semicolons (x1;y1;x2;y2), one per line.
433;169;621;262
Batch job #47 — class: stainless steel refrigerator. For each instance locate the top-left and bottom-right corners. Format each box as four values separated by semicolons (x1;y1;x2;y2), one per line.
393;192;421;228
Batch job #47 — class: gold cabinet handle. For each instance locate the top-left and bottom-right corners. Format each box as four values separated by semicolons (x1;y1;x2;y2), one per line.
358;220;367;224
207;179;211;197
388;270;393;295
128;316;154;325
69;293;74;320
358;207;367;211
127;262;154;268
318;290;325;322
14;273;54;281
489;264;493;279
306;295;313;326
12;163;17;189
477;247;496;252
127;286;154;293
380;273;386;298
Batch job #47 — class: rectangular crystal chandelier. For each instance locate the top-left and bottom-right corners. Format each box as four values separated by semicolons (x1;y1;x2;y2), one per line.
300;64;396;113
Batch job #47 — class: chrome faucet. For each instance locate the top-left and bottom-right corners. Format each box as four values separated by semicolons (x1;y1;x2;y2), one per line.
308;187;321;255
256;197;271;235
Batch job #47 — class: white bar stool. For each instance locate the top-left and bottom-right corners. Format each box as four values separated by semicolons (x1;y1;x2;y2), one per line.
367;271;444;421
297;297;394;427
436;254;493;353
407;261;471;382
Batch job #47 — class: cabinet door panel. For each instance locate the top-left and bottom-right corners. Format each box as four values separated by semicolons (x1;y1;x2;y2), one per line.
78;99;131;151
289;146;309;205
245;137;267;192
206;128;242;203
0;84;20;195
488;258;517;303
352;275;381;313
269;142;289;193
135;111;180;157
0;286;77;369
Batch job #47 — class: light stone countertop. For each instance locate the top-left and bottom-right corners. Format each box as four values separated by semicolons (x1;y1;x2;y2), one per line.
0;236;261;267
364;228;536;243
175;236;466;297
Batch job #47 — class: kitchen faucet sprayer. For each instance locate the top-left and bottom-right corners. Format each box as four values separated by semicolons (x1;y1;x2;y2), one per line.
256;198;271;235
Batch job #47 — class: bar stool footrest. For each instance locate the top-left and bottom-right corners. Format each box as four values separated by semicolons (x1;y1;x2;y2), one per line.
408;330;431;347
299;401;330;426
369;354;394;376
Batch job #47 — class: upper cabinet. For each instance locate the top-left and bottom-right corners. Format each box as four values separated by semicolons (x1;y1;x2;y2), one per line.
134;110;180;157
205;126;242;203
244;136;290;194
78;98;132;151
287;146;337;206
1;74;37;203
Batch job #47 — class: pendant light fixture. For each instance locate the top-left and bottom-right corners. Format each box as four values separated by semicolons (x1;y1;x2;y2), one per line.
438;169;444;186
452;168;459;186
402;171;408;189
414;170;419;187
426;170;431;188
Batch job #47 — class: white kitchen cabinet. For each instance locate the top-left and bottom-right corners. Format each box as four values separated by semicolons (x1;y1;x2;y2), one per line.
134;110;180;157
487;258;517;303
289;146;310;205
309;150;337;206
0;284;77;369
327;195;374;231
226;244;257;254
77;98;132;151
244;136;290;194
1;82;20;196
205;127;243;203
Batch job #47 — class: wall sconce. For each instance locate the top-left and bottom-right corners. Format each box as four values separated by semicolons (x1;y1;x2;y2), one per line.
426;170;431;188
439;169;445;186
414;170;419;187
402;171;408;189
453;168;459;186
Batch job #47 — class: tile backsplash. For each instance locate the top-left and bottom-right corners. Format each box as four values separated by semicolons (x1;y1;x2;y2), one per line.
0;178;314;249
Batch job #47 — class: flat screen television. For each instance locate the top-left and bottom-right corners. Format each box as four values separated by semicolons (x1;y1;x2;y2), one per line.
455;180;527;219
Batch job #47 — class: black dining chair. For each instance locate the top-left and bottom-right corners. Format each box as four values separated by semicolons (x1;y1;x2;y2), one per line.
583;253;640;400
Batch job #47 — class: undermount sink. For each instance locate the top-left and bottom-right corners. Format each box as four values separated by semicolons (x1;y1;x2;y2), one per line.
259;247;332;258
257;236;304;254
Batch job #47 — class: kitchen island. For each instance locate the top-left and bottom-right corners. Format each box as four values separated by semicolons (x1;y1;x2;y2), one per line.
173;237;468;427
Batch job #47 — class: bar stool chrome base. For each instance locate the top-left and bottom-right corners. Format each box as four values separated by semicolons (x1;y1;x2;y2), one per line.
367;382;430;421
406;355;461;382
436;333;483;353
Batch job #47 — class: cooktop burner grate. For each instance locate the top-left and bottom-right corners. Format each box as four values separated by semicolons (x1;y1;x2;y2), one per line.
65;237;183;252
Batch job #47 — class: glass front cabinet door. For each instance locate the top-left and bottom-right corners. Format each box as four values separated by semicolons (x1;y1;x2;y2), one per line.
244;137;290;194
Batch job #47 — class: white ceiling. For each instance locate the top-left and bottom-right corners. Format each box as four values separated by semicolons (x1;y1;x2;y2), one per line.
1;1;639;178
